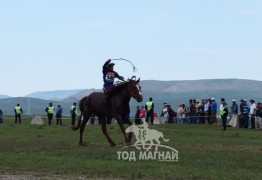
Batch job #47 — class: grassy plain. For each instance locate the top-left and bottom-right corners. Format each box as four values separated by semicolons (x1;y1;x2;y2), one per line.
0;116;262;179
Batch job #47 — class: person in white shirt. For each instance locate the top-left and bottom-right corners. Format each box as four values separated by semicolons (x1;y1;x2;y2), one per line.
176;104;185;124
160;103;169;124
249;99;256;129
204;99;209;124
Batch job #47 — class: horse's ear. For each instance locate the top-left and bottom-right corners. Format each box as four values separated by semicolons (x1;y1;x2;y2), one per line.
137;78;140;83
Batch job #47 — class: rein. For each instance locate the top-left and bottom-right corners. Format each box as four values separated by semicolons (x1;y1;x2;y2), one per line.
127;82;138;98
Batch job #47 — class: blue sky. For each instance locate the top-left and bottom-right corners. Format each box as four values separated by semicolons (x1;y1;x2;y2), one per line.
0;0;262;97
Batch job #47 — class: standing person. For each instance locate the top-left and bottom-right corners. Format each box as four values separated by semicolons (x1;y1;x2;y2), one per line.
145;97;154;125
176;104;182;124
240;99;250;128
211;98;217;125
0;109;3;123
257;103;262;130
56;104;63;126
204;99;210;124
102;59;124;104
176;104;184;124
188;99;194;124
160;103;169;124
239;99;244;128
255;103;261;130
192;99;197;124
139;106;146;122
220;101;229;131
228;100;238;127
167;105;175;123
220;98;226;120
195;99;201;124
199;99;205;124
208;99;212;124
249;99;256;129
45;102;55;125
181;104;187;123
71;102;77;126
135;106;141;125
14;104;23;124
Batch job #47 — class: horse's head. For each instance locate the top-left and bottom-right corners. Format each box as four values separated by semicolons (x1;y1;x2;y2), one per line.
127;76;143;102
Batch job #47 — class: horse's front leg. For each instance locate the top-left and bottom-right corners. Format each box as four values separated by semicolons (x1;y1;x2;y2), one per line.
117;118;131;146
125;116;133;142
101;117;116;146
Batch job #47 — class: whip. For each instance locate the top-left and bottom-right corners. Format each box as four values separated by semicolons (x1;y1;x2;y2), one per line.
111;58;137;72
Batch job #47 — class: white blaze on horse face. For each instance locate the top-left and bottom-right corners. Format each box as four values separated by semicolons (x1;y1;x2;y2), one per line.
136;84;142;95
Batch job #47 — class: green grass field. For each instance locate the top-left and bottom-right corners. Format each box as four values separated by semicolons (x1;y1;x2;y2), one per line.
0;116;262;179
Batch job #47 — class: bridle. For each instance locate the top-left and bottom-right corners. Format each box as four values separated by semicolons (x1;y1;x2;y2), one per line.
115;76;143;102
127;81;142;100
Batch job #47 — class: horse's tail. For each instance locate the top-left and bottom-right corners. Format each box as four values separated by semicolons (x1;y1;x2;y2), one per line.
72;96;87;131
161;132;169;142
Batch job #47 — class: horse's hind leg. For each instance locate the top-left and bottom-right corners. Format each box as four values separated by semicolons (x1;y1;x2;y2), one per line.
101;118;116;146
79;112;92;146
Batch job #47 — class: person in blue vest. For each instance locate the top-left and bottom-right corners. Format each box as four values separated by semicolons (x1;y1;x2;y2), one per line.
14;104;23;124
56;104;63;126
211;98;217;124
145;97;154;125
45;102;55;125
102;59;124;104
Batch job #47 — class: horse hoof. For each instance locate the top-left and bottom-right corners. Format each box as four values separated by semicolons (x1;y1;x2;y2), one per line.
79;142;85;146
111;143;116;146
126;141;131;146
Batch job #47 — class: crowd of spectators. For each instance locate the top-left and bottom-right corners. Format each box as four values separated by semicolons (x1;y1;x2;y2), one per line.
135;98;262;130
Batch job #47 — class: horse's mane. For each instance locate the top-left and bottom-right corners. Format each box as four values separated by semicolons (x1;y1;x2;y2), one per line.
109;76;138;95
109;81;129;94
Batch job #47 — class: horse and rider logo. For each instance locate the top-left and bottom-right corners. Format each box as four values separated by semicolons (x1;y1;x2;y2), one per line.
125;120;169;152
118;120;179;162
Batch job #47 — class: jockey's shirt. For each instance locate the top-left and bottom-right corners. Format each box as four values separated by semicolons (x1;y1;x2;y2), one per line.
103;71;120;89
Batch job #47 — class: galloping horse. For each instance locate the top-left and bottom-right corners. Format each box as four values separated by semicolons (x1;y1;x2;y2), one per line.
72;76;143;146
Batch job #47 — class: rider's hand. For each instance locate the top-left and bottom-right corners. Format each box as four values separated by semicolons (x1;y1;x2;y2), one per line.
120;76;124;81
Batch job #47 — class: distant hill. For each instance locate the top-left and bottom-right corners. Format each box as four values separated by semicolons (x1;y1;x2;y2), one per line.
25;89;84;101
66;79;262;116
63;88;102;101
139;79;262;93
1;79;262;116
0;95;11;99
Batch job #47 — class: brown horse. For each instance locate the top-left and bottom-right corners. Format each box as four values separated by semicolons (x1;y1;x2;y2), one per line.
72;76;143;146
